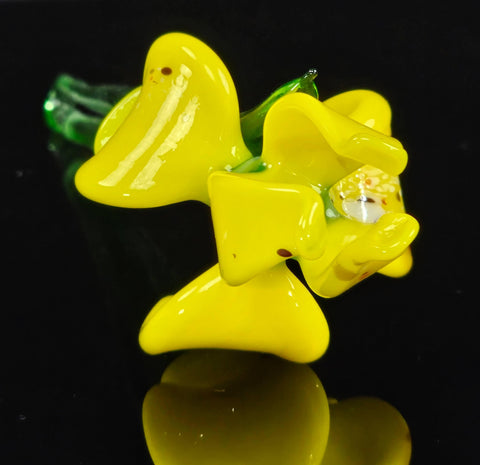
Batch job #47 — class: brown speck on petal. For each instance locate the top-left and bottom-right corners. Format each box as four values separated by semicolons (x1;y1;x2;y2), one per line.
360;271;370;280
161;67;172;75
358;196;375;203
277;249;293;257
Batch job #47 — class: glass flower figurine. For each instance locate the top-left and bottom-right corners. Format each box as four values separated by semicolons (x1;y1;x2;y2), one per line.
46;32;419;364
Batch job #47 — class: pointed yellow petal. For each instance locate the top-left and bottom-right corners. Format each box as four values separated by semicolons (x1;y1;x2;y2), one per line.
139;262;330;363
322;396;412;465
75;32;250;208
300;213;419;297
208;171;327;285
260;93;407;190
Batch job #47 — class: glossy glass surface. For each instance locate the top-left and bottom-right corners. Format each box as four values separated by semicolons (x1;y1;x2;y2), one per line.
45;32;419;349
322;397;412;465
75;32;251;208
143;350;330;465
208;91;418;297
139;262;329;363
208;171;327;285
94;69;319;158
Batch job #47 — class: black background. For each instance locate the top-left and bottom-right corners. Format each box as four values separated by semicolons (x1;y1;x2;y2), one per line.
1;1;478;464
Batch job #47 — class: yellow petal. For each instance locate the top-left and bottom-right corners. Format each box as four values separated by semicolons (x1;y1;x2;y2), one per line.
93;86;141;154
378;247;413;277
143;350;330;465
322;396;412;465
208;171;327;285
75;32;250;208
139;262;330;363
299;213;419;297
258;92;407;191
324;89;393;136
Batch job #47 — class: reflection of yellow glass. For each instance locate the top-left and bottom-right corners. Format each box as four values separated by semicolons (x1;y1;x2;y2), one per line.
143;350;330;465
139;262;330;364
322;397;412;465
143;350;411;465
75;32;251;208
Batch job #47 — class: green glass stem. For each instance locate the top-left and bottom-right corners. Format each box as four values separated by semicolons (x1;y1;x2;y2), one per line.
240;68;318;156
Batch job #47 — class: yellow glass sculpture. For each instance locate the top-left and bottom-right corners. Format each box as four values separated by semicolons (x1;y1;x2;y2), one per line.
71;31;419;362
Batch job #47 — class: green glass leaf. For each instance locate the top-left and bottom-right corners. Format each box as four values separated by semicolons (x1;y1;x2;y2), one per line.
43;74;132;148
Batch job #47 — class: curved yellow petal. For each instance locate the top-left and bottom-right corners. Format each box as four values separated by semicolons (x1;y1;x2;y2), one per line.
299;212;419;298
324;89;393;136
143;350;330;465
139;262;330;363
208;171;326;285
75;32;250;208
257;92;407;191
378;247;413;277
322;396;412;465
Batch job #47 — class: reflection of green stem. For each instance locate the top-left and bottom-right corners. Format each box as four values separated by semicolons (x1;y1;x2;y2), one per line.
43;70;319;157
